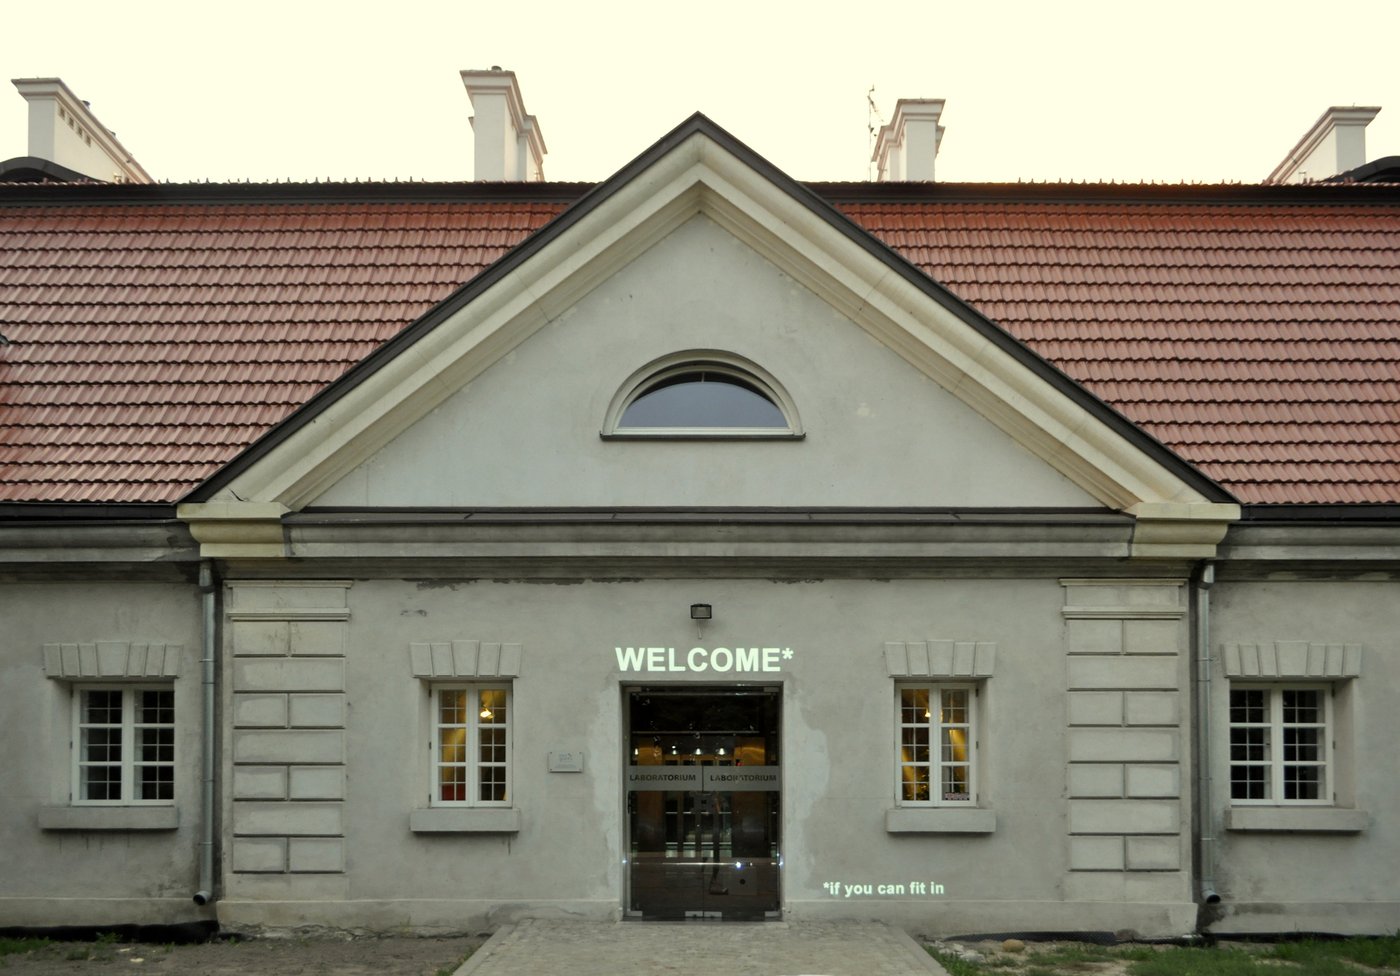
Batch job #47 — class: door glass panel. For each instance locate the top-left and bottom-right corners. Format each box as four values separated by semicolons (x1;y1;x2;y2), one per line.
626;688;780;919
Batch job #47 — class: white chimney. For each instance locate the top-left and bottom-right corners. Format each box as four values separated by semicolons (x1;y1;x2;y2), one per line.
11;77;151;183
1266;106;1381;184
460;67;546;182
872;98;945;182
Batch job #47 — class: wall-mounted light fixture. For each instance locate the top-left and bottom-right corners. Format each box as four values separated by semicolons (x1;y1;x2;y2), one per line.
690;603;712;620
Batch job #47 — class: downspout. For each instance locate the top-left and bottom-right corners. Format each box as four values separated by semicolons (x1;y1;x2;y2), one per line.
1193;561;1221;913
193;560;217;907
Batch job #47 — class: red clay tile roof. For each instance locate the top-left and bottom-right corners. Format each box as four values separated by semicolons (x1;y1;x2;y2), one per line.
0;183;1397;505
837;196;1400;505
0;198;566;502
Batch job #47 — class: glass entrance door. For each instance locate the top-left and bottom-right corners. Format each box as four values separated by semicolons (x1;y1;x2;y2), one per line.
625;687;781;919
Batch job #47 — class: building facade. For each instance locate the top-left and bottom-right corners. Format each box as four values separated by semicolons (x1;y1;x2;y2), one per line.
1;115;1398;939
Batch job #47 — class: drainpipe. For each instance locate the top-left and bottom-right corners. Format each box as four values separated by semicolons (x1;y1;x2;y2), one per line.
193;560;217;907
1193;561;1221;910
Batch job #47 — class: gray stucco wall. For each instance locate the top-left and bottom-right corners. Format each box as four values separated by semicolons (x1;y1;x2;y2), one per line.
0;581;203;926
216;574;1195;936
1207;578;1400;935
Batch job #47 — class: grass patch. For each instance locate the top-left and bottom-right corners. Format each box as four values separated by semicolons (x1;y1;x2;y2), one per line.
1273;935;1400;971
0;938;49;958
926;936;1400;976
433;944;476;976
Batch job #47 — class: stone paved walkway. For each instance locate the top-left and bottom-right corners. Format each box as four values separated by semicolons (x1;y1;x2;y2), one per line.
454;919;948;976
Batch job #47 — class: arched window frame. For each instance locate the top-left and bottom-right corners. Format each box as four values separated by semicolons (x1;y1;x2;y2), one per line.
601;351;804;439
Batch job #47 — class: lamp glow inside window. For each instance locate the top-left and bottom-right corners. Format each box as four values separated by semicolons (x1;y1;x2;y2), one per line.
606;357;801;438
897;685;975;805
433;686;510;805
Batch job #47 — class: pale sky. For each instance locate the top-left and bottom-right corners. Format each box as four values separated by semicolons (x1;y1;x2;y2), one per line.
2;0;1397;185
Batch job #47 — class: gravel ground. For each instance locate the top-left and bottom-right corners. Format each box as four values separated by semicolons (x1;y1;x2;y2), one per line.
0;935;484;976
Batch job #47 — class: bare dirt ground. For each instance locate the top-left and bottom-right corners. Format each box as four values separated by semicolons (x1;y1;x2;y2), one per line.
0;935;484;976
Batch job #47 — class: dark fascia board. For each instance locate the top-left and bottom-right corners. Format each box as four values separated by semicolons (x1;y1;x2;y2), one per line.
289;506;1129;524
811;178;1400;205
0;175;594;206
1240;503;1400;523
0;502;179;521
184;113;1234;506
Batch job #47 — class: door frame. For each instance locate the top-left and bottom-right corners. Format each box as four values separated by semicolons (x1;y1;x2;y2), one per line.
621;683;783;919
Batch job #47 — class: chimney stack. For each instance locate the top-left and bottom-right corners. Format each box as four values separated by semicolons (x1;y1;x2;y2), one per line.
460;67;546;182
872;98;945;182
11;78;151;183
1267;106;1381;184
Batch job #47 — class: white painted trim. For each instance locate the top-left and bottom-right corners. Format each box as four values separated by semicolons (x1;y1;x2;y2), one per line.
601;349;803;437
225;609;351;622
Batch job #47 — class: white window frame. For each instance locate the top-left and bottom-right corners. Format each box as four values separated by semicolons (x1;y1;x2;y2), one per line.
1228;683;1333;806
71;684;175;806
894;683;977;807
430;684;511;808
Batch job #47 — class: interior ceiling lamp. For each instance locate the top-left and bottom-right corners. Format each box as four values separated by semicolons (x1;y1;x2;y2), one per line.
690;603;712;620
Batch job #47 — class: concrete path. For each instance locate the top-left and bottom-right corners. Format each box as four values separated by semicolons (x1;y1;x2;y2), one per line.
454;919;948;976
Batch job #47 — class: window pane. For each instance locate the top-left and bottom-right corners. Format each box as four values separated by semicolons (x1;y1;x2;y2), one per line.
1283;689;1321;725
84;726;122;764
140;690;174;725
1229;689;1265;724
942;728;969;764
942;765;970;801
440;690;466;725
84;765;122;801
1230;726;1268;763
440;726;466;764
1231;764;1268;800
901;768;929;802
901;688;929;723
139;765;174;801
440;766;467;803
480;766;507;803
479;689;506;724
1285;764;1323;801
85;689;122;725
940;689;968;725
619;372;787;429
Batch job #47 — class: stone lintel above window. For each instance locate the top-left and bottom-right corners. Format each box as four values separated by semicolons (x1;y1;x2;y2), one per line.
1221;641;1361;680
409;640;522;679
43;642;181;680
885;640;995;679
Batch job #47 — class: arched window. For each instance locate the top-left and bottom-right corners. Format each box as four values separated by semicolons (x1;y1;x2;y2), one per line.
603;352;802;438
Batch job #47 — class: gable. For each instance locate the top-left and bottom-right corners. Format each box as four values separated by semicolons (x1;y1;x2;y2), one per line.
178;117;1237;557
312;214;1101;510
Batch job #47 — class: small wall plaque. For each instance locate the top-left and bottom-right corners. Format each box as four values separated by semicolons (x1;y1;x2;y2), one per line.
548;750;584;773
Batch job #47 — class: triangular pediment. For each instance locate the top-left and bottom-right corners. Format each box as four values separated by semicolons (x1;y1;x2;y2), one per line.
180;115;1237;554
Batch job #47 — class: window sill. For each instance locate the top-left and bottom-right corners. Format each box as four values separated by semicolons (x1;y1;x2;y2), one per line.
1225;807;1368;834
38;805;179;831
409;807;520;833
885;807;996;834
